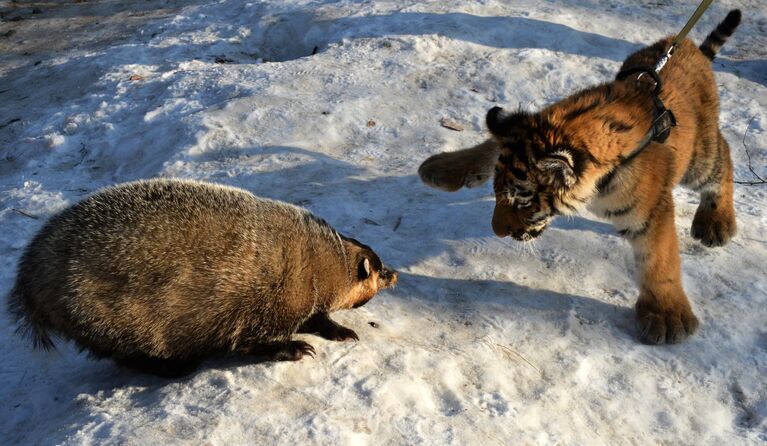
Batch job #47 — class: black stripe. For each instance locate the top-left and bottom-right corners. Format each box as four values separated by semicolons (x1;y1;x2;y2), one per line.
605;118;633;133
597;169;617;194
618;222;648;239
562;201;578;212
528;215;549;225
603;203;635;218
580;149;602;167
710;32;726;45
515;188;533;198
686;144;700;177
508;166;527;180
624;190;671;240
700;10;741;60
529;127;549;160
546;153;573;166
712;140;725;180
546;194;560;215
498;154;513;166
554;146;596;178
696;147;723;188
573;195;589;204
564;98;602;121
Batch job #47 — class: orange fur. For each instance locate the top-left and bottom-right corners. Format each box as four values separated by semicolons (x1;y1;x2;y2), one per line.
418;11;741;344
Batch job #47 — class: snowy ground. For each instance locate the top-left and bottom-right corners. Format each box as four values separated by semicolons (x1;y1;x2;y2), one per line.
1;0;766;444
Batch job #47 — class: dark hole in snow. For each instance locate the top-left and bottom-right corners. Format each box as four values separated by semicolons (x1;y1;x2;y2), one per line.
254;12;331;62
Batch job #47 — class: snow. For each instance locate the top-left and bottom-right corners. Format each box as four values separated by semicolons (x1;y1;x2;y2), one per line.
1;0;765;444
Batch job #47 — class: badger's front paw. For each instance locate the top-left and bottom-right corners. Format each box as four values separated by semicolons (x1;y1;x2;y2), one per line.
636;299;699;344
270;341;316;361
300;313;359;342
323;324;359;342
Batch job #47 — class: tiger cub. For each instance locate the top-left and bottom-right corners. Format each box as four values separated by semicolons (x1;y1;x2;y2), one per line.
419;10;741;344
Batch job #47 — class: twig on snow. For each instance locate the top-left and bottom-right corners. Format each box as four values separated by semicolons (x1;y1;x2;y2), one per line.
482;335;542;376
734;115;766;186
494;343;542;376
11;208;39;219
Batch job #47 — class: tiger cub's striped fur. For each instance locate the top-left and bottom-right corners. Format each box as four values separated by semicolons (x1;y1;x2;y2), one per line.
418;10;741;344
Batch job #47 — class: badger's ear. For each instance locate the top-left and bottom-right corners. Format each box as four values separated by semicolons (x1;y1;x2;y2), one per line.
357;257;371;280
486;107;529;137
536;150;577;189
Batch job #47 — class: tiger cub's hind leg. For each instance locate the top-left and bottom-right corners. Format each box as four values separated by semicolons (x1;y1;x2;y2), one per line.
691;130;737;247
418;139;499;191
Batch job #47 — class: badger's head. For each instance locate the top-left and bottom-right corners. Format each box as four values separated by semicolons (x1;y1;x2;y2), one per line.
331;237;397;310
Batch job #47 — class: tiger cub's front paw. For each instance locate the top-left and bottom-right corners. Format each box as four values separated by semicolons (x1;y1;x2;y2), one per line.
635;298;699;344
418;152;489;192
418;140;499;192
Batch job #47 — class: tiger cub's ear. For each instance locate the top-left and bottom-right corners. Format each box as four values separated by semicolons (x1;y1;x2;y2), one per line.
536;151;577;189
486;106;530;137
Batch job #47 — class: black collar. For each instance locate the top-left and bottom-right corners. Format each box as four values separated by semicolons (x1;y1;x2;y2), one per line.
614;66;677;165
596;67;677;192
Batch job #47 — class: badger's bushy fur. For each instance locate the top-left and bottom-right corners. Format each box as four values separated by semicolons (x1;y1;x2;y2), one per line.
8;179;396;376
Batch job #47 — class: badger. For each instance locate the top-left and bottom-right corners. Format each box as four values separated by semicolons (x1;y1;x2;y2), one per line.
7;178;397;377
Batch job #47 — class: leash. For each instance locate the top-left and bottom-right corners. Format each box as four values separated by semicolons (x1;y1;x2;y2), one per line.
613;0;715;164
650;0;715;74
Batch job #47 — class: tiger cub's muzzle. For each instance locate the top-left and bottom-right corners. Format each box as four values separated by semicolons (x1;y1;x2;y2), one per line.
492;203;549;241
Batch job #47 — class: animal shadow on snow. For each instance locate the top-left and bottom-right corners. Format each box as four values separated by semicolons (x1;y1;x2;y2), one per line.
1;339;305;445
185;144;616;270
262;10;763;85
252;10;643;62
2;146;632;444
186;144;632;331
395;272;635;334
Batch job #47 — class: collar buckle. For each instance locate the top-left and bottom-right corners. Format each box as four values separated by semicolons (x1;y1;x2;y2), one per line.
651;97;677;143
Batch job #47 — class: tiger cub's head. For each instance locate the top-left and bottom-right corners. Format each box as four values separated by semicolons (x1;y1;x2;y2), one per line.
486;106;596;241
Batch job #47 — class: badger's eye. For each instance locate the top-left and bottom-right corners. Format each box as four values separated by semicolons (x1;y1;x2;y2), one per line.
357;257;371;280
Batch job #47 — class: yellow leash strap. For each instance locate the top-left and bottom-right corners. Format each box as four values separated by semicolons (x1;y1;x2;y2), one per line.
652;0;715;73
674;0;715;47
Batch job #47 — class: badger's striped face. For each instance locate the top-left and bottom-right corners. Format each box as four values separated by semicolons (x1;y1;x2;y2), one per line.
334;237;398;311
487;107;582;241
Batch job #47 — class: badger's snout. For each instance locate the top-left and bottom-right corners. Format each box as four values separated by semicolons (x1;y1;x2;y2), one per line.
380;267;398;288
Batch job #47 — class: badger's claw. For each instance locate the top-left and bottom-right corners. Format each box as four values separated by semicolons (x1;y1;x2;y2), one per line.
271;340;316;361
299;312;359;342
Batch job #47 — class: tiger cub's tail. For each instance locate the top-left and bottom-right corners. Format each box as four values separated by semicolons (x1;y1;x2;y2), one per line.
699;9;741;60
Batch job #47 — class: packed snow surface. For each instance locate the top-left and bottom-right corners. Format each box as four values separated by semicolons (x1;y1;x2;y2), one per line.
1;0;766;444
